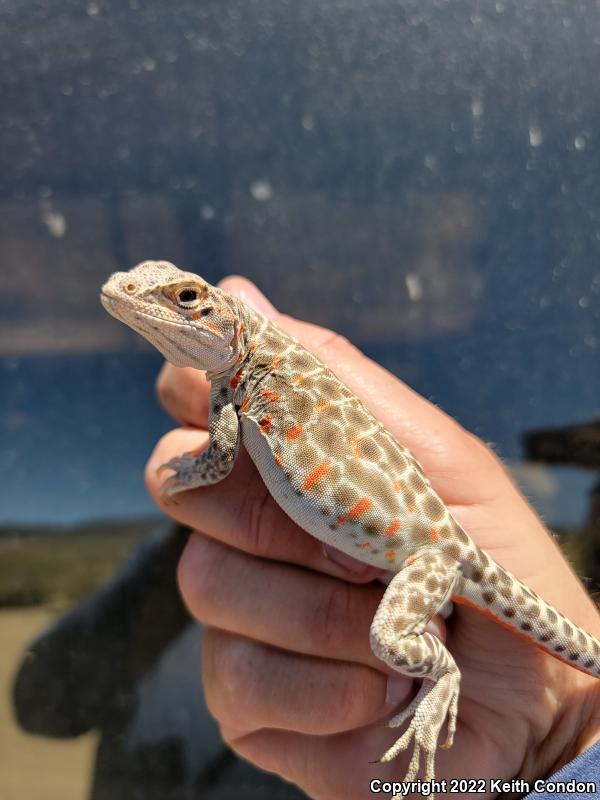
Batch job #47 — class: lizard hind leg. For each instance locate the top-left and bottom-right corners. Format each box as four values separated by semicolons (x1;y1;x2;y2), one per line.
369;548;462;788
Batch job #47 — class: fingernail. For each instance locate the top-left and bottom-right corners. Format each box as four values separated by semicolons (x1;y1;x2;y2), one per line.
322;544;372;574
385;676;413;709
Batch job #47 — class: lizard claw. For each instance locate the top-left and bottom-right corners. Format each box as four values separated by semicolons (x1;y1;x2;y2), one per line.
158;473;183;502
157;452;204;499
157;457;184;476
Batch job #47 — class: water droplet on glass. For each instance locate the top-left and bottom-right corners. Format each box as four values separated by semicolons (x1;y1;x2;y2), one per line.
405;273;423;302
529;126;543;147
250;180;274;202
574;135;586;151
40;203;67;238
301;113;315;131
471;98;483;119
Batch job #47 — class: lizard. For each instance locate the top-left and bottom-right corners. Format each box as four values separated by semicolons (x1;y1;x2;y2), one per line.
101;260;600;794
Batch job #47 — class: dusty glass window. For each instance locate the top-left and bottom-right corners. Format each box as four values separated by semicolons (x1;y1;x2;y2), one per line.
1;1;599;798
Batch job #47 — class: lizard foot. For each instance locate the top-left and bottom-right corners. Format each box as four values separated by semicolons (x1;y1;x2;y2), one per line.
380;671;459;795
157;454;198;497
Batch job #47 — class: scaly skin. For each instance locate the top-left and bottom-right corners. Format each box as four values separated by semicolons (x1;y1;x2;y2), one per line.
101;260;600;797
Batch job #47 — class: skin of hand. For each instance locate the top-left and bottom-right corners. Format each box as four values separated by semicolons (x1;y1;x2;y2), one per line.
145;276;600;799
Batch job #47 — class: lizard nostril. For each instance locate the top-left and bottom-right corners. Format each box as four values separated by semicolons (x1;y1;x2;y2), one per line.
124;283;137;294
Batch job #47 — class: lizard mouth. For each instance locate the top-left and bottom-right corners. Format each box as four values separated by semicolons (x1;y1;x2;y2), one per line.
100;290;121;315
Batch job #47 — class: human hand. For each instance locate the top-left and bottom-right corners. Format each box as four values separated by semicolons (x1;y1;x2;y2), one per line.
145;277;600;799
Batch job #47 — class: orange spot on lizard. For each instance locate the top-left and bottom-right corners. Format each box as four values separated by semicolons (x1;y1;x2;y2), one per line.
358;542;372;550
230;369;244;389
285;425;303;441
430;526;440;544
303;461;332;491
337;497;373;525
384;519;401;537
385;549;397;560
270;354;282;370
392;480;403;492
259;416;272;434
314;401;332;413
261;389;281;403
291;374;306;385
274;451;284;468
407;504;415;513
240;395;251;414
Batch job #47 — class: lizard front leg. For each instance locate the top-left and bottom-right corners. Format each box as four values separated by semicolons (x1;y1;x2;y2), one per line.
159;381;240;496
369;548;461;796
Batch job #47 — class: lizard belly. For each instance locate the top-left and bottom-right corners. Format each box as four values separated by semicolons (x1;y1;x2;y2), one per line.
241;417;418;571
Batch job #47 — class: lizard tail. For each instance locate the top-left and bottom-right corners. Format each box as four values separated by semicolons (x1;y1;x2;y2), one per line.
453;544;600;677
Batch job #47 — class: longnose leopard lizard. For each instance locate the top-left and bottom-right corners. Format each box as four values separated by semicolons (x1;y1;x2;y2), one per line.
101;261;600;795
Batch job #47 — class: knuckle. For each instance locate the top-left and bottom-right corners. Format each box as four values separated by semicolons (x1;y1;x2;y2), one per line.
143;430;175;498
320;329;355;356
177;537;225;620
331;668;365;729
143;444;166;498
308;581;356;654
234;477;280;557
203;632;262;726
143;457;157;496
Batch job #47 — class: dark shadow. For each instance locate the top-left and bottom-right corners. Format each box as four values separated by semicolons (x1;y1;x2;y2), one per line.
12;524;306;799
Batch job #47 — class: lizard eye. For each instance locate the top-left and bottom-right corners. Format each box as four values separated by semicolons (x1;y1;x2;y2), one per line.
176;288;200;308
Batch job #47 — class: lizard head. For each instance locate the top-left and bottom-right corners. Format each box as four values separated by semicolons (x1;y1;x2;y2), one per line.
101;260;242;373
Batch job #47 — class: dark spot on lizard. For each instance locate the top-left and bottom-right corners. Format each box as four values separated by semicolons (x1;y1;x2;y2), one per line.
445;543;461;561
